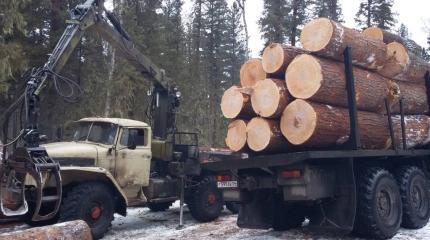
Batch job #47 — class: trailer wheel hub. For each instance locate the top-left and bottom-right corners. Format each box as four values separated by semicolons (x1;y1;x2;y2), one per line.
377;190;391;217
207;193;216;205
91;206;102;220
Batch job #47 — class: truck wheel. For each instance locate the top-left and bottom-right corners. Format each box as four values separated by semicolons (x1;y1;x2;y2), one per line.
59;182;114;239
225;202;240;214
147;201;174;212
188;177;224;222
396;166;430;229
354;168;402;240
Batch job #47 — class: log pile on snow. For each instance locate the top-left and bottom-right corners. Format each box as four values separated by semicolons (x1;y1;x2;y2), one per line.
221;17;430;153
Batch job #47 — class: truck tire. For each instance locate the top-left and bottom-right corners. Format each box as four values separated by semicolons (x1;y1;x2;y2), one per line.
354;168;402;240
59;182;114;239
225;202;240;214
396;166;430;229
187;177;224;222
147;201;174;212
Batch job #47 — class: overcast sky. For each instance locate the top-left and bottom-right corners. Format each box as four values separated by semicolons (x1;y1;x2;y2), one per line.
107;0;430;58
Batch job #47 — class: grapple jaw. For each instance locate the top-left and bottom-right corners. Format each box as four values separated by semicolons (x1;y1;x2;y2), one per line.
0;147;62;221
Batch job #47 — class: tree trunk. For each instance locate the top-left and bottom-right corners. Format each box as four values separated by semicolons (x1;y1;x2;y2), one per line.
225;119;248;152
240;58;267;87
251;78;290;118
362;27;423;56
378;42;430;83
300;18;387;70
393;115;430;149
261;43;307;77
285;54;400;113
246;117;288;152
391;81;429;114
0;220;92;240
280;99;391;149
221;86;254;119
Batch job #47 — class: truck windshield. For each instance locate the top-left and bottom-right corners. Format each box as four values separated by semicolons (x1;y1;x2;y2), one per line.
73;122;118;145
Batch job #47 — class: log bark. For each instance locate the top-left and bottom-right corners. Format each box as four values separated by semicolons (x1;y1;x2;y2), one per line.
393;115;430;149
225;119;248;152
285;54;400;113
246;117;288;152
0;220;92;240
363;27;423;57
221;86;254;119
251;78;291;118
280;99;391;149
240;58;267;87
378;42;430;83
391;81;429;114
261;43;307;77
300;18;387;70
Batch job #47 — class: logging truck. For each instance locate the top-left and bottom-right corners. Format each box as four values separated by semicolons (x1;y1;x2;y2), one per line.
214;18;430;240
0;1;237;239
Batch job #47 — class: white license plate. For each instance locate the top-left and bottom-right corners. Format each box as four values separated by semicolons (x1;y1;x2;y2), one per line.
217;181;238;188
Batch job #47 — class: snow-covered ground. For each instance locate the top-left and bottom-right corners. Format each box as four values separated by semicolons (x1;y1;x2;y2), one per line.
1;201;430;239
103;201;430;240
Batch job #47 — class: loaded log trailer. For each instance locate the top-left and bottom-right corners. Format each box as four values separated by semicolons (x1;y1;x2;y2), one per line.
209;20;430;239
0;0;237;239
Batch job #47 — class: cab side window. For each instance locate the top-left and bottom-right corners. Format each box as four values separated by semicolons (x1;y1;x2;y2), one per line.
120;128;147;147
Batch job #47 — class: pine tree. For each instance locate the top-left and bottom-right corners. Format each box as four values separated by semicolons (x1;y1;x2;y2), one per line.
397;23;409;38
312;0;343;22
259;0;288;47
285;0;311;46
355;0;396;30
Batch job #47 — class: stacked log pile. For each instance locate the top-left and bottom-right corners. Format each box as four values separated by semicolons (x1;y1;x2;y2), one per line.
221;17;430;153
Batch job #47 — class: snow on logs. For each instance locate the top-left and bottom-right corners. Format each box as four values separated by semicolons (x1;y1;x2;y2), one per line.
240;58;266;87
225;119;248;152
300;18;387;70
285;54;400;113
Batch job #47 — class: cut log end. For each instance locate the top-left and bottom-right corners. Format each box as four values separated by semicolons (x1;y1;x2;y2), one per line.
225;119;247;152
246;117;273;152
362;27;384;41
240;58;266;87
280;99;317;145
221;86;247;119
285;54;322;99
300;18;333;52
378;42;410;78
251;79;281;117
262;43;285;74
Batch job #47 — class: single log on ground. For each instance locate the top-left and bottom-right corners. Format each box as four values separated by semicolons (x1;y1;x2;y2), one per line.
251;78;291;118
378;42;430;83
225;119;248;152
363;27;423;56
280;99;391;149
221;86;254;119
0;220;92;240
392;115;430;149
262;43;307;77
285;54;400;113
240;58;267;87
300;18;387;70
391;81;429;114
246;117;288;152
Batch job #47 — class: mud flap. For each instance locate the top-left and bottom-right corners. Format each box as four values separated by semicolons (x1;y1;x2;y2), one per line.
237;189;275;229
308;158;356;233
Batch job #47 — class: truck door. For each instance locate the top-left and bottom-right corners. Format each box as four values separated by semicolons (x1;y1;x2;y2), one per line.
115;127;152;188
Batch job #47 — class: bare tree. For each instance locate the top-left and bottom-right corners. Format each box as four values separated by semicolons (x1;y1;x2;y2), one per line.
236;0;249;57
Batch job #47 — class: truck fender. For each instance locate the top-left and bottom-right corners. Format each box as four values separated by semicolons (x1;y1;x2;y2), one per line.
60;167;128;216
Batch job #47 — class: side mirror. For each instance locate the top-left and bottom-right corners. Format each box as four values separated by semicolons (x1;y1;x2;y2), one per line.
127;137;136;150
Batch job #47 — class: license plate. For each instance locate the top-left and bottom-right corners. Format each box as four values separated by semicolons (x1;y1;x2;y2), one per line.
217;181;238;188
